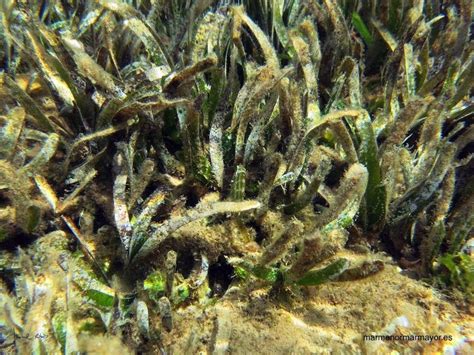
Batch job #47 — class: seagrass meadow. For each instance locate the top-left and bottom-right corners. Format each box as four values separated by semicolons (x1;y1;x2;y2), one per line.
0;0;473;353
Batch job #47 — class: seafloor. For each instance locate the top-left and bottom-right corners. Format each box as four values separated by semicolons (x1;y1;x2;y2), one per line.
153;251;472;354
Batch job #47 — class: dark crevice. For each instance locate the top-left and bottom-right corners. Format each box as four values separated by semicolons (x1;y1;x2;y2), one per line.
176;251;195;279
312;194;330;210
247;220;266;245
0;231;38;251
92;207;109;235
208;255;234;297
185;187;201;208
325;161;349;188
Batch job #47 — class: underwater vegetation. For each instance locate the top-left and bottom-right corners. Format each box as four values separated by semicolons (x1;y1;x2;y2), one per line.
0;0;472;352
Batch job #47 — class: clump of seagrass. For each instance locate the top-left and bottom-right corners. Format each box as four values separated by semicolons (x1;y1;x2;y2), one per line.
0;0;472;353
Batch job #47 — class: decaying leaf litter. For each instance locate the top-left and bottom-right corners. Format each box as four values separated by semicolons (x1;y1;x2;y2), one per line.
0;0;472;353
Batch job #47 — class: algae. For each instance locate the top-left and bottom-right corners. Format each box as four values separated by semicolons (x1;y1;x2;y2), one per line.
0;0;472;353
